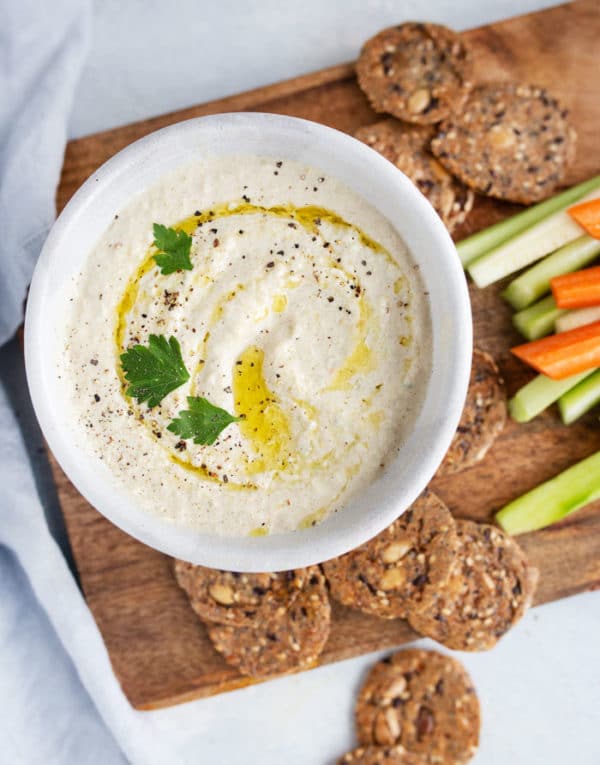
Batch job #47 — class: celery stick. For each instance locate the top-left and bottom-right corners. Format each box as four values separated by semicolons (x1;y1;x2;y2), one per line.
508;371;592;423
512;296;566;341
456;174;600;267
468;187;600;287
556;306;600;333
502;235;600;310
496;450;600;535
558;369;600;424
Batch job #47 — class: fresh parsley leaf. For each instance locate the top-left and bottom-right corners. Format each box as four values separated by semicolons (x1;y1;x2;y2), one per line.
152;223;193;275
167;396;241;445
120;334;190;408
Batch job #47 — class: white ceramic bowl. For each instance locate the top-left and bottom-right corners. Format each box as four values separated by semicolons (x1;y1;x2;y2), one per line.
25;113;471;572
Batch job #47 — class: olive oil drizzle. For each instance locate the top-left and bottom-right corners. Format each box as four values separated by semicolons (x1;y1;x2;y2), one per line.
114;200;404;505
233;346;292;475
326;296;375;391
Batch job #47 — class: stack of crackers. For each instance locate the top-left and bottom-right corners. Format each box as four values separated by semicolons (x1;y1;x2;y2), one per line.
354;22;576;232
324;488;538;652
174;563;331;679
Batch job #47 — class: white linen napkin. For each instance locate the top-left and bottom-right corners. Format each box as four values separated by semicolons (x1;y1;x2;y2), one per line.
0;0;87;344
0;1;124;761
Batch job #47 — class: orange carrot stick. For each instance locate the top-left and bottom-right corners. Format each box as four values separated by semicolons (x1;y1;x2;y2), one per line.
551;265;600;309
512;320;600;380
568;198;600;239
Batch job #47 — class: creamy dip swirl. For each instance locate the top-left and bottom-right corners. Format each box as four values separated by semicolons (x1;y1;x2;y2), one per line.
61;155;431;536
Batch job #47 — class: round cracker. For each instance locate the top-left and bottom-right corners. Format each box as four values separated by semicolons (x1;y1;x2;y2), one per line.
206;566;330;678
431;82;577;203
407;520;539;651
355;649;480;765
356;23;473;125
338;745;427;765
354;119;474;232
173;560;306;627
322;491;458;619
437;349;506;476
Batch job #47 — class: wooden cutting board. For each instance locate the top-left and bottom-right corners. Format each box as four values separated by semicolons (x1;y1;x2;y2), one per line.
51;0;600;710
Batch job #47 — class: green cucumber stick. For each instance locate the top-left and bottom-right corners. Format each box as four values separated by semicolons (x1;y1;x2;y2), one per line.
456;174;600;268
508;370;593;423
496;449;600;535
512;296;566;341
503;235;600;311
558;369;600;424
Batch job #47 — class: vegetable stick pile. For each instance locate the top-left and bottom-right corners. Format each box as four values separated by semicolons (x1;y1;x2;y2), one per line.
459;177;600;534
458;174;600;425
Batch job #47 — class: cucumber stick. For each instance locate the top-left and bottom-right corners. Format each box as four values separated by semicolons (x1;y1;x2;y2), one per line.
502;235;600;310
512;296;566;341
456;174;600;267
558;369;600;424
555;305;600;333
467;187;600;287
508;370;593;423
496;450;600;535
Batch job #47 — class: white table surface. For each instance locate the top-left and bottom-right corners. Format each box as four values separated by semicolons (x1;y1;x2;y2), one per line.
59;1;600;763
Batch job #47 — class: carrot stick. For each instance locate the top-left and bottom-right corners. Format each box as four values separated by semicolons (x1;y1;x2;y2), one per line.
568;198;600;239
551;265;600;308
511;320;600;380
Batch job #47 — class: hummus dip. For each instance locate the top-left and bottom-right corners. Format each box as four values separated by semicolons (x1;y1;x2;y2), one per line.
60;155;432;536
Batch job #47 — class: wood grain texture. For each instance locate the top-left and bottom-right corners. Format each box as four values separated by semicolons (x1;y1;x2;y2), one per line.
49;0;600;710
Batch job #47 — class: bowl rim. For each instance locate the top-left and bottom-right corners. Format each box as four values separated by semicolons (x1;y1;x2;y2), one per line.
25;112;472;572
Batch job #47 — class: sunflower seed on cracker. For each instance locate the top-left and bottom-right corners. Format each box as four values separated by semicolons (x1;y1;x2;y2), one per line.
173;560;307;627
355;649;480;765
354;119;474;232
437;349;506;476
407;520;539;651
322;490;458;619
356;23;473;125
431;82;577;203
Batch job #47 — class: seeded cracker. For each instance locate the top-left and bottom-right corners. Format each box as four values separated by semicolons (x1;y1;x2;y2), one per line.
431;82;577;203
322;491;458;619
356;23;473;125
355;649;480;765
337;745;427;765
174;560;307;627
437;349;506;476
354;120;474;233
408;521;539;651
206;566;330;678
